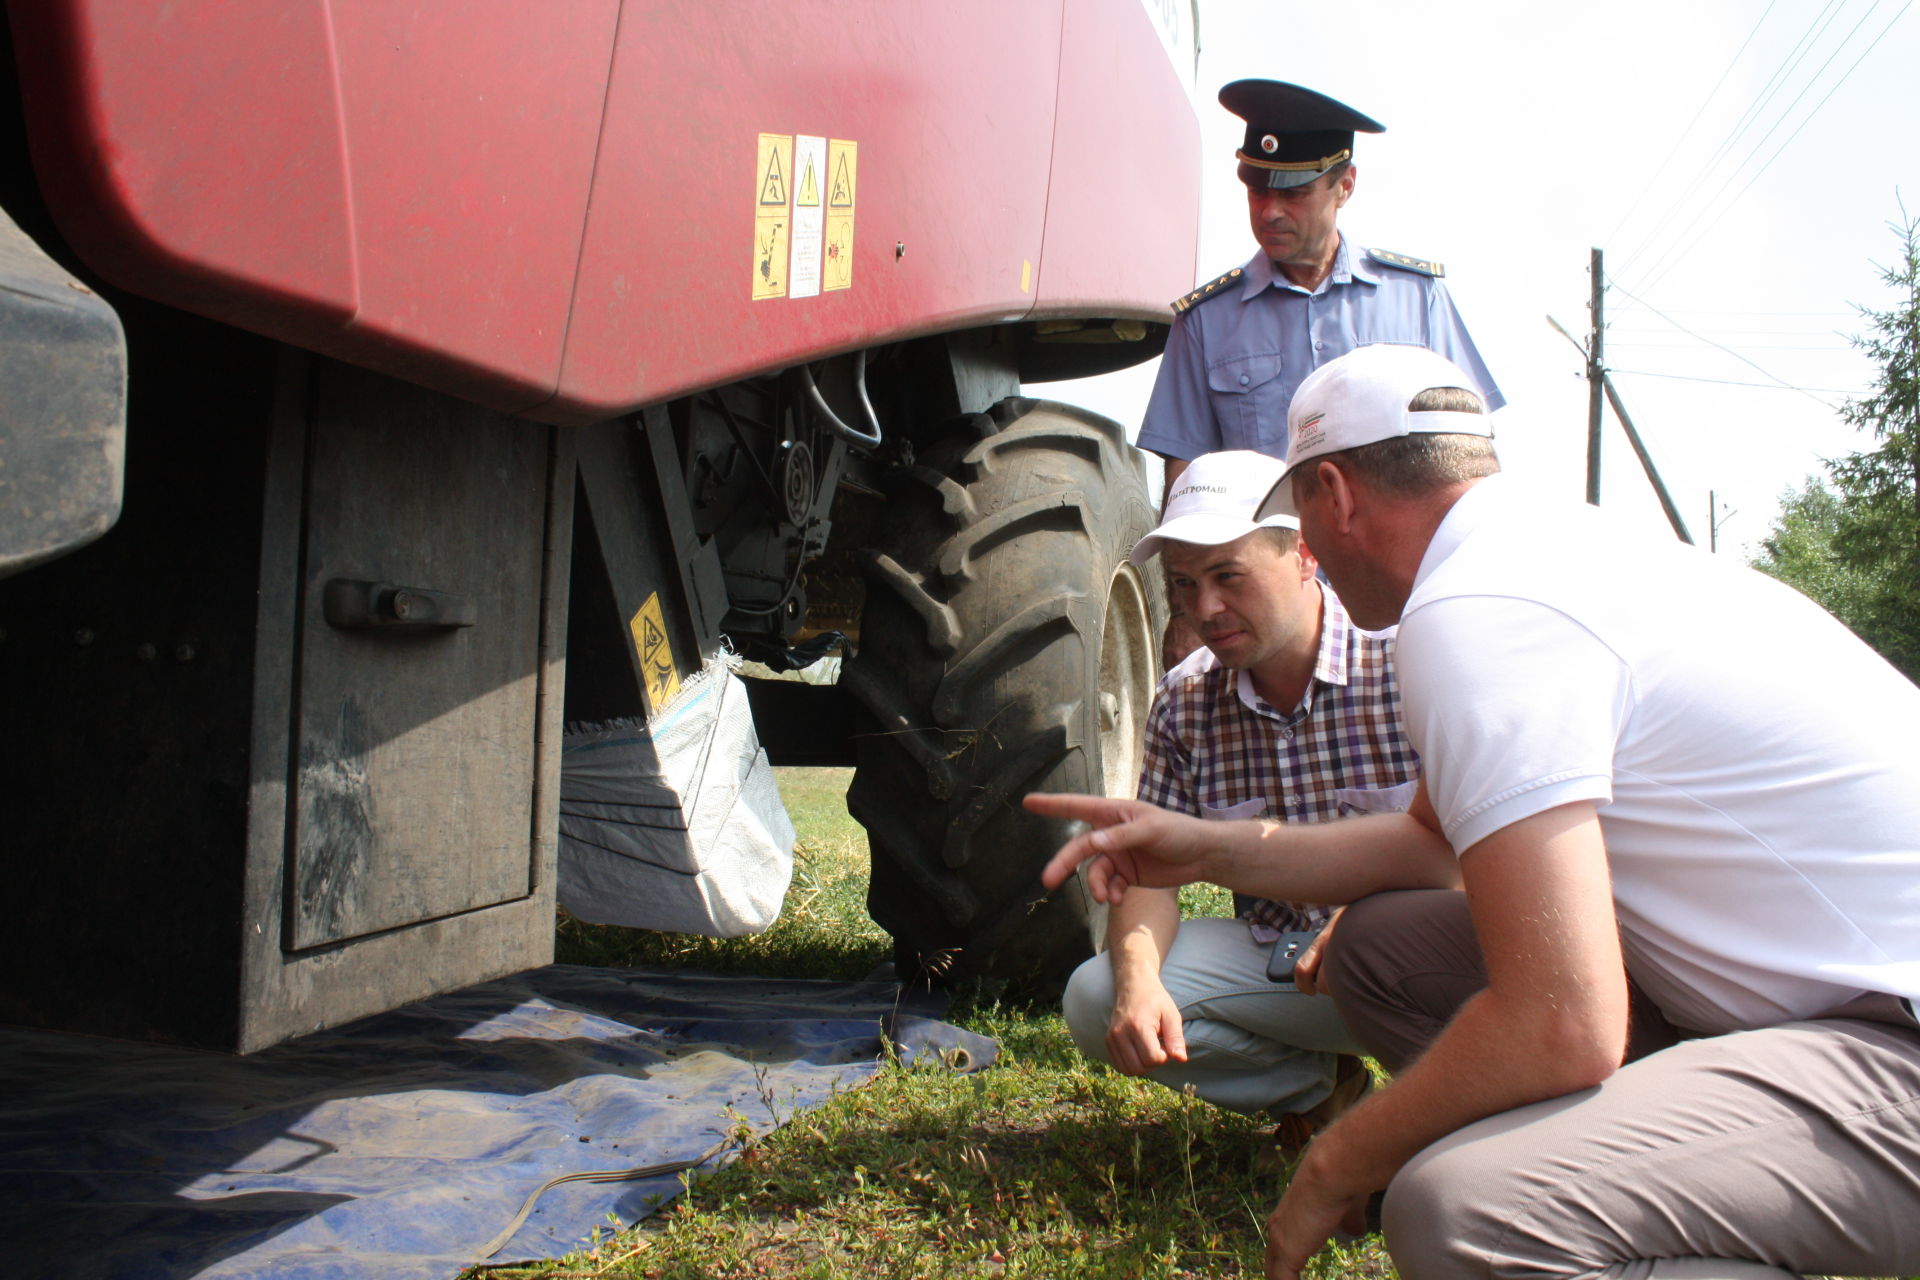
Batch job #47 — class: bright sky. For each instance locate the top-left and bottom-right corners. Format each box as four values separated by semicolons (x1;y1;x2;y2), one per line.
1038;0;1920;557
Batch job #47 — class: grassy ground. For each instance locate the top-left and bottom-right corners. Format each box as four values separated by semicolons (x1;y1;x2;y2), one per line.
475;767;1392;1280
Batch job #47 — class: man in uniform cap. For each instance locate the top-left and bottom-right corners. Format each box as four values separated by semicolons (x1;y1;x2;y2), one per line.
1138;81;1504;494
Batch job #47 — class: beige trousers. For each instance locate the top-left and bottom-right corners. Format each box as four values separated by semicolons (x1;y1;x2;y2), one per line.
1323;890;1920;1280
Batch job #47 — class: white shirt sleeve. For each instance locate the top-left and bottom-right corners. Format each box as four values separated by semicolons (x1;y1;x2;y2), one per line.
1396;595;1631;853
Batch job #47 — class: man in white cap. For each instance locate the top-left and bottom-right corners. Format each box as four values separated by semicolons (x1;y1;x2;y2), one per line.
1030;344;1920;1280
1060;448;1421;1148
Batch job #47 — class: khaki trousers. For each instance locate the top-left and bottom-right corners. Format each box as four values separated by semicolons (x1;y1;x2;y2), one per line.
1323;889;1920;1280
1062;917;1362;1115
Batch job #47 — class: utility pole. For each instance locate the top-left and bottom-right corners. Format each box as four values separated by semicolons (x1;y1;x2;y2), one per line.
1587;247;1605;506
1558;248;1694;544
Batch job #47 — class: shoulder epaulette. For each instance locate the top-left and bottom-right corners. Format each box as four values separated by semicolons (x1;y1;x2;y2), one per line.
1171;267;1245;314
1366;247;1445;278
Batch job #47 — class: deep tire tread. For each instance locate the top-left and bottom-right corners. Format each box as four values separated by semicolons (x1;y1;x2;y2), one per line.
845;398;1158;992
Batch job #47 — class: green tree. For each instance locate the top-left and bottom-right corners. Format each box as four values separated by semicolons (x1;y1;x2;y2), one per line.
1753;475;1882;639
1754;206;1920;682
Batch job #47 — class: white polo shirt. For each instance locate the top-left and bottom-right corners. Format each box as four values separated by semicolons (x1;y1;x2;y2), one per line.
1395;475;1920;1034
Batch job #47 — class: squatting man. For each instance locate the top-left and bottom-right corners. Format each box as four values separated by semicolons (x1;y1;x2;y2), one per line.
1061;448;1418;1152
1031;343;1920;1280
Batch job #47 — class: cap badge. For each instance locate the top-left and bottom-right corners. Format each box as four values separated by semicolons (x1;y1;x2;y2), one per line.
1295;411;1328;454
1260;134;1279;154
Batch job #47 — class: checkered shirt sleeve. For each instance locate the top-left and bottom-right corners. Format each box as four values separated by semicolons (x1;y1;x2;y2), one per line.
1136;587;1420;936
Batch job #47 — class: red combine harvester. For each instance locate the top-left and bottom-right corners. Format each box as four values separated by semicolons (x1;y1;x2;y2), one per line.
0;1;1202;1051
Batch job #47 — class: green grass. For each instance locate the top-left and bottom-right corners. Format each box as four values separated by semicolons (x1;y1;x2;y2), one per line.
484;767;1390;1280
554;767;891;982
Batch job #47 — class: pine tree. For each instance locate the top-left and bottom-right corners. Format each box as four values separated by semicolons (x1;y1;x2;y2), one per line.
1755;205;1920;681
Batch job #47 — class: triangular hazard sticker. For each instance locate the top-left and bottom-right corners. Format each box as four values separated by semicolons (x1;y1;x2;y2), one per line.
797;158;820;207
759;150;787;206
830;153;853;206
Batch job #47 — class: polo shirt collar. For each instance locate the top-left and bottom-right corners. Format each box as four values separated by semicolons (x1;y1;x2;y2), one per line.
1413;473;1509;591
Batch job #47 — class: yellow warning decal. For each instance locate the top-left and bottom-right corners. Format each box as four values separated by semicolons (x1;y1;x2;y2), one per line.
828;144;856;207
797;153;820;207
629;591;681;710
1021;259;1032;293
752;133;792;300
823;139;857;292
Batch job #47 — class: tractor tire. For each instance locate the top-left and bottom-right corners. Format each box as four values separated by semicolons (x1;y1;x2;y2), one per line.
842;397;1162;996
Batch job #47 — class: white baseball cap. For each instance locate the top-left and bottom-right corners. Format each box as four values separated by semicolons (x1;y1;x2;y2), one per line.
1129;450;1300;566
1256;343;1492;521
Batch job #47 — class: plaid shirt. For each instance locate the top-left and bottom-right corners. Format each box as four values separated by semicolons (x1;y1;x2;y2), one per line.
1137;583;1420;938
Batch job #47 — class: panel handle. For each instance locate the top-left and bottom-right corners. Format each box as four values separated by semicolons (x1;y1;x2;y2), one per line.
323;579;476;630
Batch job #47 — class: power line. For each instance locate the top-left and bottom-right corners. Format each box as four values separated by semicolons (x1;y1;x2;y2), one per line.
1618;0;1847;281
1605;277;1845;409
1635;0;1904;295
1609;343;1854;351
1637;1;1907;297
1610;368;1861;395
1606;326;1856;337
1601;0;1781;251
1628;309;1855;317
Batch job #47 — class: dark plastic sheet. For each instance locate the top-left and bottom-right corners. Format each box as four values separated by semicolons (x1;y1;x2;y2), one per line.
0;965;994;1279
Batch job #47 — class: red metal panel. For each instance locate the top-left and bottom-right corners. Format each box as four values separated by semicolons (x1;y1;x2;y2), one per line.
322;2;616;405
1029;0;1202;319
13;0;1200;422
546;0;1066;421
10;1;360;326
13;0;618;409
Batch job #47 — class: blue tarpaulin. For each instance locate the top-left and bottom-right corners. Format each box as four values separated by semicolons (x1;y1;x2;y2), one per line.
0;965;995;1279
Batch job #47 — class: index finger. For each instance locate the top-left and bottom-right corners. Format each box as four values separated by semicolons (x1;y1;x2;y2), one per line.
1022;791;1134;826
1036;821;1105;891
1024;792;1129;890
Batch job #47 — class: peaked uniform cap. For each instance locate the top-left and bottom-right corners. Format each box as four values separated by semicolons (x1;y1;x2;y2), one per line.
1130;450;1299;566
1219;80;1384;190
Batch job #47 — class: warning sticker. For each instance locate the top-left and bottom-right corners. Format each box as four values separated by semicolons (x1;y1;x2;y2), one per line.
823;139;857;292
629;592;681;711
752;133;793;300
789;135;826;299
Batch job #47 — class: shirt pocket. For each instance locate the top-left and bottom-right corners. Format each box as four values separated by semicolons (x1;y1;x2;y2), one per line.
1200;798;1269;822
1206;353;1288;455
1334;781;1419;818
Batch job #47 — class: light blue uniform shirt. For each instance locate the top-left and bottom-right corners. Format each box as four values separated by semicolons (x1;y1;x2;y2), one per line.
1137;236;1505;462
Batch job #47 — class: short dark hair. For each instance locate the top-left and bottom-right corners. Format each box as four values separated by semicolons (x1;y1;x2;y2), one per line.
1255;524;1301;556
1290;385;1498;503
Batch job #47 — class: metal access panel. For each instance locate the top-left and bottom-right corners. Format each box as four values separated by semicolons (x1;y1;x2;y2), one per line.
287;371;552;950
0;311;572;1052
225;355;573;1052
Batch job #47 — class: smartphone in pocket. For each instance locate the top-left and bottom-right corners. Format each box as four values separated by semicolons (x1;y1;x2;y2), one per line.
1265;930;1319;984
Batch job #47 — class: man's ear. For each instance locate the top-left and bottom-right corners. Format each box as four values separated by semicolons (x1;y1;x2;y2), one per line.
1293;533;1320;581
1317;459;1358;534
1334;164;1356;208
